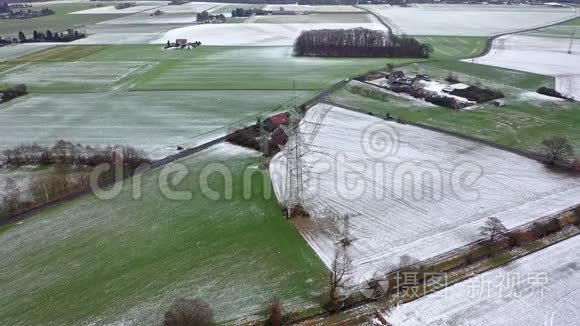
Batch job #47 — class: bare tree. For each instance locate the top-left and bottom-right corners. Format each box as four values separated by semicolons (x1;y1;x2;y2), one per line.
328;247;351;312
2;177;22;214
480;217;507;255
163;298;214;326
398;254;418;269
265;297;283;326
542;137;574;163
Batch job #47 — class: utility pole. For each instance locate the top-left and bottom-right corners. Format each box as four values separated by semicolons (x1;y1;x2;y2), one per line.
568;29;576;54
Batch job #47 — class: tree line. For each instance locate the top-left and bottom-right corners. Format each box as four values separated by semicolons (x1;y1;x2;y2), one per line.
1;140;150;170
230;7;267;17
15;29;86;43
0;2;55;19
196;11;226;23
294;28;433;58
0;84;27;103
0;141;151;221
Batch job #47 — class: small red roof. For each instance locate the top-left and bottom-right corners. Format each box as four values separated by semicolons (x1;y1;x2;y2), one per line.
270;114;289;126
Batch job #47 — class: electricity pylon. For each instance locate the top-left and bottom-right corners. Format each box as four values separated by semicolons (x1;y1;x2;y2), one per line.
282;109;308;218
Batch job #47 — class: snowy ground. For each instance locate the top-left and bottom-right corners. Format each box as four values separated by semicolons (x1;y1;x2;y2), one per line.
269;104;580;281
250;12;373;24
361;4;576;36
383;234;580;326
0;91;311;160
151;20;387;46
96;12;196;25
143;2;222;13
72;33;164;44
262;4;362;13
419;80;475;104
469;34;580;99
69;4;163;14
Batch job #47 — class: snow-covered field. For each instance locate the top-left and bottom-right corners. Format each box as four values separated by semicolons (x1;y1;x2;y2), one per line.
384;234;580;326
469;34;580;99
73;32;163;44
361;4;576;36
96;12;196;25
251;12;373;24
70;4;162;14
151;20;387;46
0;91;311;159
270;104;580;281
143;1;221;13
262;4;363;13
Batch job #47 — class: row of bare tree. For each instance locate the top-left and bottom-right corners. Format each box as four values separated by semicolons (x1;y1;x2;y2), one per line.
1;168;96;219
294;28;432;58
0;141;152;220
2;140;150;170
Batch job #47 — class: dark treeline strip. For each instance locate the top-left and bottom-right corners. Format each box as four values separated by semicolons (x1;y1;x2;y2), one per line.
16;29;86;43
294;28;432;58
0;84;27;103
450;86;504;103
537;86;574;101
1;140;151;170
231;7;267;17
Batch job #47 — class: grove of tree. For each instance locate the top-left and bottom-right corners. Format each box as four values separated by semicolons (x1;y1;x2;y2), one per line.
294;28;432;58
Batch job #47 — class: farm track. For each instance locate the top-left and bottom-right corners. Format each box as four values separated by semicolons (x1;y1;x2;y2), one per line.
476;13;580;59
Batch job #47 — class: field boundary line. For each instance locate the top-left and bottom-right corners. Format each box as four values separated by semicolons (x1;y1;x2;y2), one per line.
355;5;395;36
472;12;580;60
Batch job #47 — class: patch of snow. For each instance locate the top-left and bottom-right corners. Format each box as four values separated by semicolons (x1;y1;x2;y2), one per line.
361;4;576;36
468;34;580;100
262;4;363;13
419;80;475;104
519;91;565;102
97;12;196;25
69;4;162;14
72;33;162;44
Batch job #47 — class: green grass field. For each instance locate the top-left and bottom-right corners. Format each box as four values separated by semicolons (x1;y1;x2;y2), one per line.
0;4;123;36
1;45;417;92
0;146;328;325
558;17;580;26
415;60;555;90
414;35;488;60
0;61;154;92
329;82;580;153
84;45;420;90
